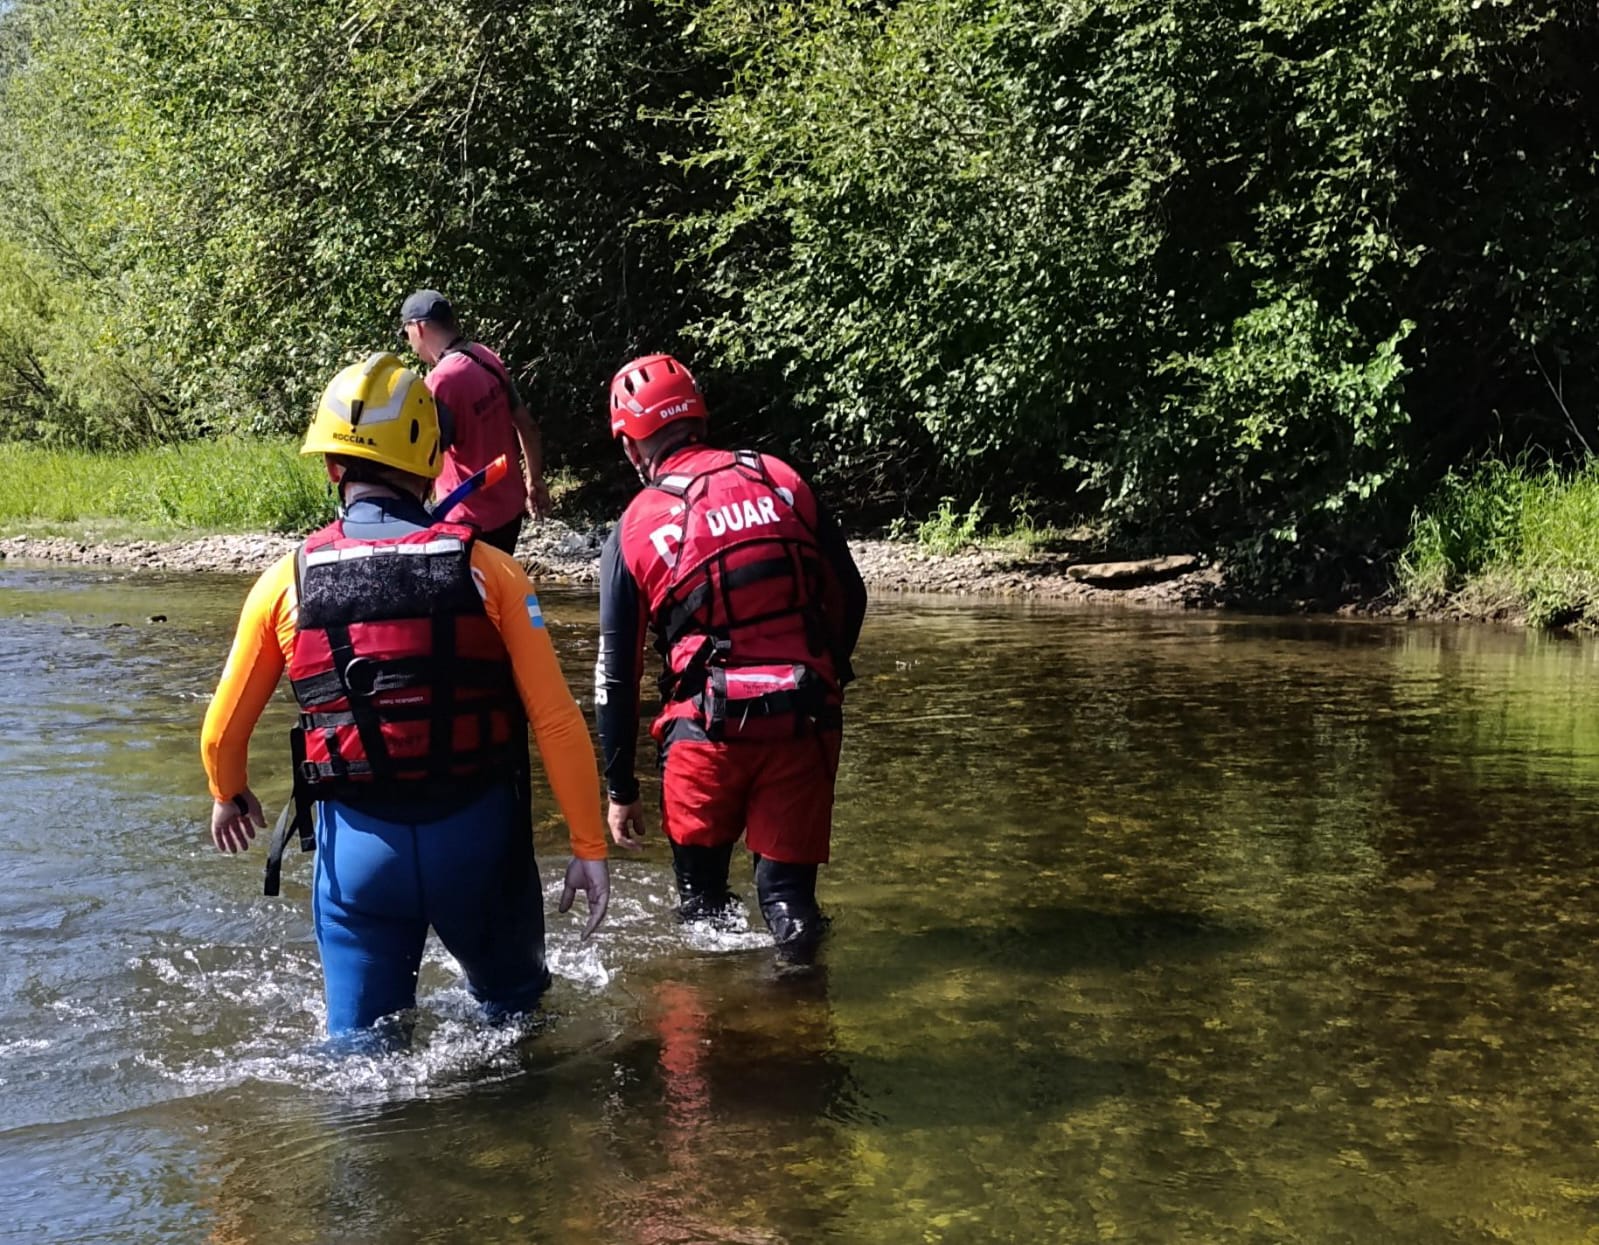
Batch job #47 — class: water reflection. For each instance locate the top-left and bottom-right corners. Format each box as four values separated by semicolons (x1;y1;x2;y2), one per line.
599;963;850;1244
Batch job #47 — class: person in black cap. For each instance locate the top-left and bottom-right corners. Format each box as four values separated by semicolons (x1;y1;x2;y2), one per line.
398;289;550;553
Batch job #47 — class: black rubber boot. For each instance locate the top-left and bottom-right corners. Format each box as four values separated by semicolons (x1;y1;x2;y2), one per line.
671;841;739;927
753;855;829;962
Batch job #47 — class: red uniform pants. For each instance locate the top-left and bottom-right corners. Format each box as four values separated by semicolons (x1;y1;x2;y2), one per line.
660;731;842;865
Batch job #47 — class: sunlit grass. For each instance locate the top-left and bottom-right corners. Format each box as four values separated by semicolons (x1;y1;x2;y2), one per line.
885;495;1091;557
1400;457;1599;625
0;440;334;535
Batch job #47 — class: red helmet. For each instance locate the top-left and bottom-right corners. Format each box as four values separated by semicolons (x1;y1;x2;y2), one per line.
609;354;707;440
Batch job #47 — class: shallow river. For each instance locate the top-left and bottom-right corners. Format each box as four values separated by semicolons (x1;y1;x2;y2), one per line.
3;563;1599;1243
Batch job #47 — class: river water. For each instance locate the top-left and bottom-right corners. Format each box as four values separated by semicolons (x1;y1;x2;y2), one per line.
2;563;1599;1243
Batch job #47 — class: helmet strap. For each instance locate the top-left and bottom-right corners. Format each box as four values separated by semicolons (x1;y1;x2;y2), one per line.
623;439;649;484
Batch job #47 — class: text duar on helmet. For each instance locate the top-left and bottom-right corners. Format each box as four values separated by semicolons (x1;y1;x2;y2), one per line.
608;354;706;440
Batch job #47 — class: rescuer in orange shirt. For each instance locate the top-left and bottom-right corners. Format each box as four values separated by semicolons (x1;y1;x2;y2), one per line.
200;353;607;1040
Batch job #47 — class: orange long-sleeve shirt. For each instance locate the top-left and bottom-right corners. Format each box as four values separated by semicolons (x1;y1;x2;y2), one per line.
200;543;606;860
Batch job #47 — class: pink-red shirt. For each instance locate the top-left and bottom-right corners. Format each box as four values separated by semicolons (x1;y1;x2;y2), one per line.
427;342;526;532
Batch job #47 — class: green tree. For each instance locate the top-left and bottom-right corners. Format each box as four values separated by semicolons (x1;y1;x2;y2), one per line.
0;0;714;457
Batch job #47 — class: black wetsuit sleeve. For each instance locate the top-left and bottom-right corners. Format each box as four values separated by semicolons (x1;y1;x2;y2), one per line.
596;525;648;803
815;498;867;675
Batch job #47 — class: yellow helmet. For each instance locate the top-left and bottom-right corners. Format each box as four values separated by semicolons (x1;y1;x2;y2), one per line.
301;352;441;479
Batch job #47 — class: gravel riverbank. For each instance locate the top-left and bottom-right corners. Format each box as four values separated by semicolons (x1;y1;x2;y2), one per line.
0;519;1224;608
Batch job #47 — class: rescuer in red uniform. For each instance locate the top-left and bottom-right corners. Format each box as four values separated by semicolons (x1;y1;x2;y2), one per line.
594;354;867;957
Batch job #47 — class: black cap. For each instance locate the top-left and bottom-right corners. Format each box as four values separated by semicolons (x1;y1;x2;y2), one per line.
398;289;453;325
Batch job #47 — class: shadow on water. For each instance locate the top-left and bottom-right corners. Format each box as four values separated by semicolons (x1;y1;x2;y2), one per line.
855;904;1261;986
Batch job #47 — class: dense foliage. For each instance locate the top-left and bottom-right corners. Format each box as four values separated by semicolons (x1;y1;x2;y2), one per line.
2;0;1596;587
0;0;708;455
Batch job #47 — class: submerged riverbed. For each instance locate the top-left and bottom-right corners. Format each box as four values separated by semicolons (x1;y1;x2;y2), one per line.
2;564;1598;1243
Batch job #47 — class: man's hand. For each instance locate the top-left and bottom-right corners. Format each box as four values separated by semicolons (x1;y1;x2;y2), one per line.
558;857;611;939
525;476;552;520
608;799;647;852
211;790;265;854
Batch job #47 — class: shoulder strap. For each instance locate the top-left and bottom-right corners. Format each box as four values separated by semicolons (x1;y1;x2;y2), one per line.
731;449;823;540
425;517;479;546
444;342;514;402
650;472;694;499
650;449;748;500
293;520;343;626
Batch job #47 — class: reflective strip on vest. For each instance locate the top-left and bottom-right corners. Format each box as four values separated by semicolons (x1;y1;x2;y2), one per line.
304;537;465;567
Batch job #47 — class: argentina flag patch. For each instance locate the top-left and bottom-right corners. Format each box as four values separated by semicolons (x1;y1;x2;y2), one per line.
525;593;545;628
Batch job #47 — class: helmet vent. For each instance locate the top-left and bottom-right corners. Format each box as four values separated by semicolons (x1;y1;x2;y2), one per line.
409;419;420;444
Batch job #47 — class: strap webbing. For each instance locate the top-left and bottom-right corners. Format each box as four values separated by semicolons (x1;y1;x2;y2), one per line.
428;617;455;782
446;343;515;404
263;728;316;897
326;623;393;783
659;551;800;646
290;656;512;707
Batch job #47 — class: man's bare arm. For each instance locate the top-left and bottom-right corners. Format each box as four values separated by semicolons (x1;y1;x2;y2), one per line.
509;402;551;518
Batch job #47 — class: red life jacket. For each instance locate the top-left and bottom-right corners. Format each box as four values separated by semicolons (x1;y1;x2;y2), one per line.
623;448;843;739
286;518;524;790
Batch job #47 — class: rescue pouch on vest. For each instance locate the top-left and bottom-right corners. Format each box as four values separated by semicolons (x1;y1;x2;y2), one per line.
698;662;836;741
662;637;839;743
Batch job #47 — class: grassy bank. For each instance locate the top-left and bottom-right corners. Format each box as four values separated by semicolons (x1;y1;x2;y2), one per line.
10;439;1599;631
1400;458;1599;626
0;440;333;535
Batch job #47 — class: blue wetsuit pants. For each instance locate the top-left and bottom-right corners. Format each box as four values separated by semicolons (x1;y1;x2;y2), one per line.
312;782;551;1035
